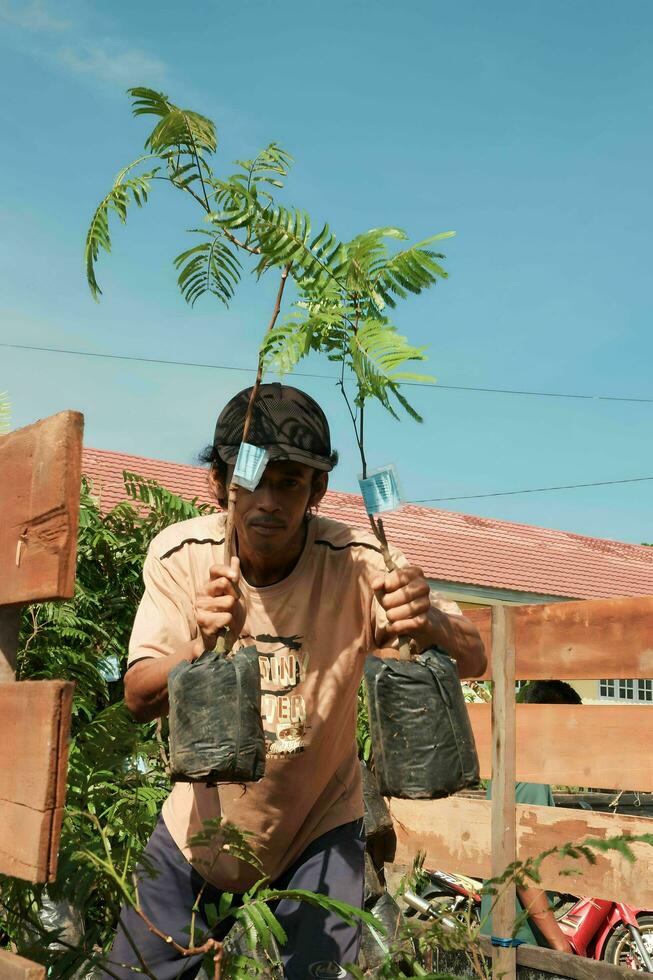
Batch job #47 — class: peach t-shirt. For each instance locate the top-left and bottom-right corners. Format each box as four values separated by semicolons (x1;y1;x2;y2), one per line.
128;512;460;891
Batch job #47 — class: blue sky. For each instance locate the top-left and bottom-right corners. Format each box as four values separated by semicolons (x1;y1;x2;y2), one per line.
1;0;652;543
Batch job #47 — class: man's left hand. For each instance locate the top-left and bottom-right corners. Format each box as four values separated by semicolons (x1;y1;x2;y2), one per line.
370;565;431;639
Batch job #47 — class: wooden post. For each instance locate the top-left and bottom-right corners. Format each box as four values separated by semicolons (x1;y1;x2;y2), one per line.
491;604;517;980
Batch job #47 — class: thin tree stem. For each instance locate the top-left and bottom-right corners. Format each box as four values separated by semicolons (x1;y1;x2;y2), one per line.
183;117;211;212
220;262;293;652
359;400;367;480
134;882;223;960
223;227;261;255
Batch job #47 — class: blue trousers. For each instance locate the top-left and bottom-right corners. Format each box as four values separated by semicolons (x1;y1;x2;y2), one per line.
101;815;365;980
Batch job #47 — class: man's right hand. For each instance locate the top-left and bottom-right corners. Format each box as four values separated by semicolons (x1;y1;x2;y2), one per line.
195;557;246;651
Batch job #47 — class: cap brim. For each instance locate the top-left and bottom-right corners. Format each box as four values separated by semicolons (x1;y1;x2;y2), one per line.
217;443;333;472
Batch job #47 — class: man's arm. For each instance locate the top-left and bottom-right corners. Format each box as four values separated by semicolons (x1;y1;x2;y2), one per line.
371;565;487;677
516;884;574;954
124;640;204;722
125;558;245;722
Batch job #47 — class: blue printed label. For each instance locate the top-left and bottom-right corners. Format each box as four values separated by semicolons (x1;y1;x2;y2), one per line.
358;465;402;515
233;443;270;491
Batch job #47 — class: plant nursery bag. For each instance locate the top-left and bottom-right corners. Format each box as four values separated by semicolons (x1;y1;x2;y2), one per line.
168;646;266;784
364;647;479;799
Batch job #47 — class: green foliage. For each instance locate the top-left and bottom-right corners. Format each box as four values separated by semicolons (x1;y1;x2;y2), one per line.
85;156;159;300
174;229;243;306
85;86;452;430
350;319;431;421
129;86;217;157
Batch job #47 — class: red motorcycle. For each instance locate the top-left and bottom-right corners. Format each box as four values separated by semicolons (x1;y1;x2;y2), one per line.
403;870;653;972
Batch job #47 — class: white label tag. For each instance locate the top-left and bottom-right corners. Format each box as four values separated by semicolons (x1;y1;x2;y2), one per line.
232;442;270;491
358;464;402;515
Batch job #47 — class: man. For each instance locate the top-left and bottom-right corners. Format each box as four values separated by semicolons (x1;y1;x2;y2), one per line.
480;680;581;954
106;383;486;979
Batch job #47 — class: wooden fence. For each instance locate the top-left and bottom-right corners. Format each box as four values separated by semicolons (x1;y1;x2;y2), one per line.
390;598;653;979
0;411;83;979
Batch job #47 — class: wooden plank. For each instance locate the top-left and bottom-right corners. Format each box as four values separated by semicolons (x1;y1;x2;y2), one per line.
0;950;46;980
0;681;74;881
465;607;492;676
468;703;653;791
0;410;83;606
390;796;653;907
464;596;653;680
490;605;517;979
478;935;638;980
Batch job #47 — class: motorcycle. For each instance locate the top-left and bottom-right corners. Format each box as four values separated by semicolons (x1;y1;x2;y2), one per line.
403;869;653;972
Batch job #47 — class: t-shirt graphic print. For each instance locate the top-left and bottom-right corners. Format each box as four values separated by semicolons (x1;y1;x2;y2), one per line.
246;631;311;756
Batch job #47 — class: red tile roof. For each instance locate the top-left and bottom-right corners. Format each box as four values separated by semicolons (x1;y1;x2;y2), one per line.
83;447;653;601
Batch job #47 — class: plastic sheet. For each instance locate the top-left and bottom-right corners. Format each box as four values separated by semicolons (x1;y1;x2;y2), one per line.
358;892;416;974
168;646;266;784
35;892;101;979
364;648;479;799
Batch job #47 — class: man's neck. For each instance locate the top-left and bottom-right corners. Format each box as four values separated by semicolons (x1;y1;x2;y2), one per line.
236;522;308;587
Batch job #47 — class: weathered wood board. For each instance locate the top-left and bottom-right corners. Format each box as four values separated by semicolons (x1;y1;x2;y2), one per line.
477;935;640;980
464;597;653;680
0;950;46;980
0;410;83;606
391;796;653;908
0;681;74;881
467;702;653;791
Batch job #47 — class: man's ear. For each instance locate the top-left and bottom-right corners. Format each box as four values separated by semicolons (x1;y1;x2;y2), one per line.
309;471;328;509
209;467;228;509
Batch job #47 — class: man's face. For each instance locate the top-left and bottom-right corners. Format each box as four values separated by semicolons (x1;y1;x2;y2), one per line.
215;459;327;558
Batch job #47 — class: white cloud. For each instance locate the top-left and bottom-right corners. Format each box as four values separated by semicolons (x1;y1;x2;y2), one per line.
1;1;169;91
57;42;167;88
0;0;70;31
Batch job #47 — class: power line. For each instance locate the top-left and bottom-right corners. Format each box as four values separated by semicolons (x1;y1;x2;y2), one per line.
2;341;652;404
4;340;652;504
411;475;653;503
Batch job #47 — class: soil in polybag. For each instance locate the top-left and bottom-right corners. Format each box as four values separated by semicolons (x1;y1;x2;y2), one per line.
364;647;479;799
168;645;266;784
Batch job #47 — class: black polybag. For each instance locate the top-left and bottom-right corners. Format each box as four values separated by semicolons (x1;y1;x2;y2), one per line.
364;647;479;799
168;646;266;784
361;759;396;867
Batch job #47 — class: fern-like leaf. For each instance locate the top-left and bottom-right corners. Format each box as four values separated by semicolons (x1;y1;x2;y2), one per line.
85;156;159;299
344;227;407;302
254;206;347;290
350;318;434;420
235;142;293;195
374;232;454;308
261;300;350;375
174;230;242;307
128;87;216;156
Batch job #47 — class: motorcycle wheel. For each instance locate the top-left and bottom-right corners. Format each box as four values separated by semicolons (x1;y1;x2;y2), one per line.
602;914;653;971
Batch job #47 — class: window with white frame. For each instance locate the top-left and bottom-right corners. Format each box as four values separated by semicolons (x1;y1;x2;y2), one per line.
599;679;653;703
